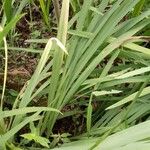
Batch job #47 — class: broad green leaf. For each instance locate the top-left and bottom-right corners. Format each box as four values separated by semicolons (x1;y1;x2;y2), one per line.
21;133;50;148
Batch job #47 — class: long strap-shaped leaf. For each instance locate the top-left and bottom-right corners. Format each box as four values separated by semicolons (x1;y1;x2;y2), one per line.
40;0;69;135
44;0;148;134
52;120;150;150
11;38;66;128
48;0;69;105
64;19;149;106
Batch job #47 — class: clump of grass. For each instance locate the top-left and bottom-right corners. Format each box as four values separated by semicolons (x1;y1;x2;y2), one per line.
0;0;150;149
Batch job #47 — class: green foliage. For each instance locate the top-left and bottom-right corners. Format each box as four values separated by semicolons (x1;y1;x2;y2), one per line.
2;0;29;25
39;0;51;28
0;14;25;43
133;0;146;17
40;0;150;136
4;0;13;23
0;0;150;149
53;120;150;150
21;133;50;148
